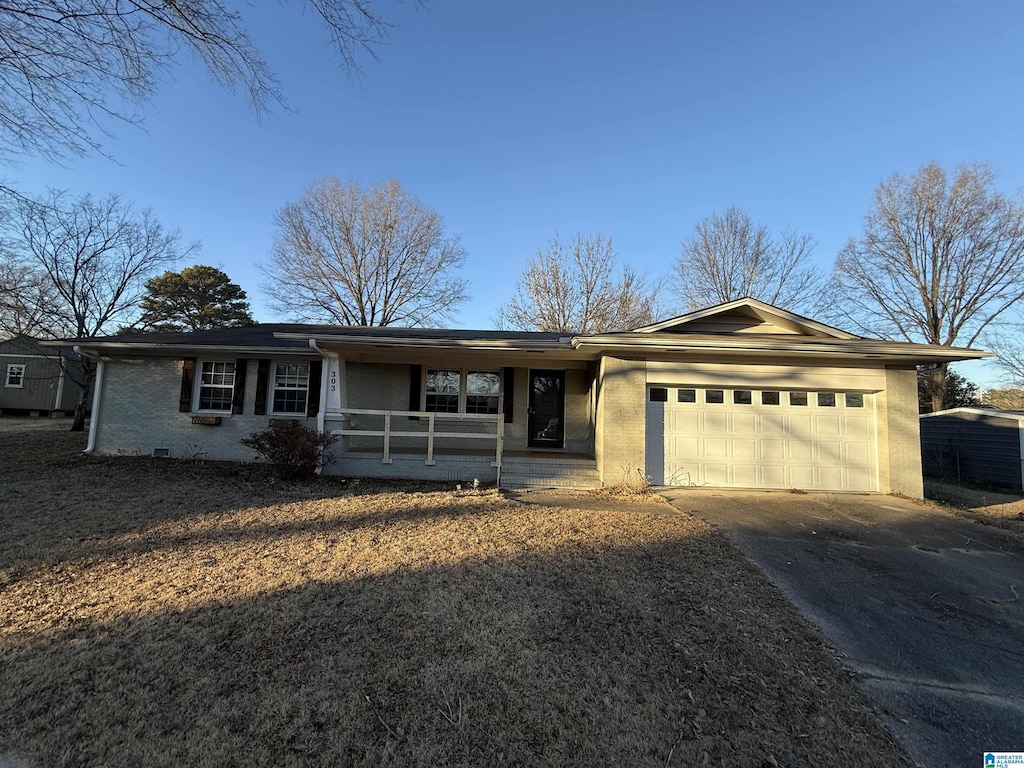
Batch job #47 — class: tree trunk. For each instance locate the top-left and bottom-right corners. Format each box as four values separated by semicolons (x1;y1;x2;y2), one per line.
929;362;948;413
71;386;88;432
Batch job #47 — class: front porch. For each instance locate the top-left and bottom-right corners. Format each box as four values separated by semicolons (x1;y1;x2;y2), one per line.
323;407;599;489
328;447;600;489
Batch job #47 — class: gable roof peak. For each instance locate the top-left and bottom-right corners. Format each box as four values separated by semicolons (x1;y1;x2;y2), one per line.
631;297;861;340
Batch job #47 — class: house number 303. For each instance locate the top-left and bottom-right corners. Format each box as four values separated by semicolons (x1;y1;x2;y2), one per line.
330;370;338;392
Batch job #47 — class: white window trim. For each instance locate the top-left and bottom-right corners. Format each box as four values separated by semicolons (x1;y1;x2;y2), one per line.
422;367;502;415
192;359;236;414
269;361;311;417
5;364;25;388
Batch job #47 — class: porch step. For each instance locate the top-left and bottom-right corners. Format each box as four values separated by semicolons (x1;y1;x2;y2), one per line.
500;463;598;478
500;473;603;490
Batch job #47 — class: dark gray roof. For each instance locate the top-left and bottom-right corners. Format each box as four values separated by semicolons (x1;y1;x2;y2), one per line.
76;324;570;349
1;334;80;357
0;334;47;355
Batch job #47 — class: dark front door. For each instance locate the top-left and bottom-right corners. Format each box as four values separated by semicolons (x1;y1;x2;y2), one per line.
528;370;565;448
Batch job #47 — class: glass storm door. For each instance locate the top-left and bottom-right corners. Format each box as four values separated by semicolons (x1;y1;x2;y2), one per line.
528;370;565;448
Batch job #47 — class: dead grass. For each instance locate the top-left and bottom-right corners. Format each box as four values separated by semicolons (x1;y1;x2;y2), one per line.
0;422;910;767
924;478;1024;541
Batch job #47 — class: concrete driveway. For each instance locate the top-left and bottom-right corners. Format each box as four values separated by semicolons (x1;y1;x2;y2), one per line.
661;489;1024;768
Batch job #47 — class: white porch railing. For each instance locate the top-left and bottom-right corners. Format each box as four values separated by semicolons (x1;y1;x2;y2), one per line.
327;408;504;484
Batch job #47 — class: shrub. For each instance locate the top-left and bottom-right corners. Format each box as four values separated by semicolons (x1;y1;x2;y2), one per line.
241;420;338;480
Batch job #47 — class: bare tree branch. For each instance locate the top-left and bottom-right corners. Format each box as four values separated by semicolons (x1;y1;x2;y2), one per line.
676;207;822;313
2;187;195;427
823;163;1024;410
0;1;401;162
988;329;1024;385
262;176;468;327
496;232;662;333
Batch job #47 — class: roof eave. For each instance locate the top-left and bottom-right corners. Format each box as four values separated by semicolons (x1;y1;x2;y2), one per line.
570;336;991;363
276;332;577;354
63;341;318;356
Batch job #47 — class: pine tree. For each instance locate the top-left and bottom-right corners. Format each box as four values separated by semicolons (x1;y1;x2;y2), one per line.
137;265;253;333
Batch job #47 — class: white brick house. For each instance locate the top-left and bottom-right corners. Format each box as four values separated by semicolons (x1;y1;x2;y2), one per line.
65;298;988;495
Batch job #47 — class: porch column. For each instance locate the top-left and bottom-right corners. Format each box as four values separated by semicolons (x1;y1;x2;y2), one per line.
320;351;347;446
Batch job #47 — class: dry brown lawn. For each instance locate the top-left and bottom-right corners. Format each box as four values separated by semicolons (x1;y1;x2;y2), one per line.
0;420;909;767
924;478;1024;541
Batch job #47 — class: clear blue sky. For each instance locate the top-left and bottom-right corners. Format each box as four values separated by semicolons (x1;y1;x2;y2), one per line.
5;0;1023;384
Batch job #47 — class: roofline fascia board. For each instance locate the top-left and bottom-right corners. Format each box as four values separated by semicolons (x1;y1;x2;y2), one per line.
570;336;991;362
66;342;318;356
631;298;861;339
920;407;1024;422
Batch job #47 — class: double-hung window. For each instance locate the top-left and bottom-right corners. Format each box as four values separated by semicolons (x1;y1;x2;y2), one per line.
425;369;461;412
465;371;500;414
425;368;500;414
5;364;25;388
271;363;310;414
196;361;235;412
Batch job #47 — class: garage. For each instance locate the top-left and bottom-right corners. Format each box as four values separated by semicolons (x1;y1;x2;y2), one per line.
645;384;878;491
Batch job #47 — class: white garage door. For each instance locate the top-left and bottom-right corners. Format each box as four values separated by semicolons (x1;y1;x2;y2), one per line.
645;385;878;491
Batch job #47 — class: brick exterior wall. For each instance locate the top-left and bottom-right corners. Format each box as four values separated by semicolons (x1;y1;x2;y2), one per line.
595;356;647;486
93;357;316;460
878;366;924;498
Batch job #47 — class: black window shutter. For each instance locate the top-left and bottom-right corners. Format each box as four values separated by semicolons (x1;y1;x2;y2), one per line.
306;360;323;417
231;359;248;415
502;367;515;423
254;359;270;415
409;364;422;420
179;358;196;412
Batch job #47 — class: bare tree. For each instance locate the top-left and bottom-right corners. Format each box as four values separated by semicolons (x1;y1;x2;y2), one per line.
0;1;398;162
496;232;660;333
989;331;1024;385
980;387;1024;409
263;177;468;327
0;257;59;337
676;207;822;313
4;189;195;428
826;163;1024;411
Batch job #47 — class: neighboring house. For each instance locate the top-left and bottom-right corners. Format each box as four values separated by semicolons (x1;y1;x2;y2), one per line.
65;298;988;495
0;335;83;416
920;407;1024;490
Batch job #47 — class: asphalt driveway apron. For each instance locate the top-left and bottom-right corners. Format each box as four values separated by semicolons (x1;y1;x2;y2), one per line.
661;489;1024;768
